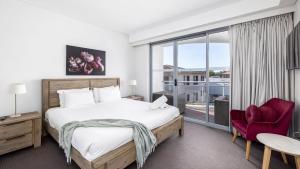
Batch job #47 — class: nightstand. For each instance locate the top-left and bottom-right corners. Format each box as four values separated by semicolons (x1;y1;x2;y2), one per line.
124;95;144;101
0;112;41;155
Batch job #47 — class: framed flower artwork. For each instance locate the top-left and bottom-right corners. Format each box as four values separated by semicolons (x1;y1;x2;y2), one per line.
66;45;105;75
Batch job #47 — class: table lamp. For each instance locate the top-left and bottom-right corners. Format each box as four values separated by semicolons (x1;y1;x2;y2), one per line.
12;83;27;117
129;80;137;96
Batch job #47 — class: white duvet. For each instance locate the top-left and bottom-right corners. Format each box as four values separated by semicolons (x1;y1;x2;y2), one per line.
45;98;180;161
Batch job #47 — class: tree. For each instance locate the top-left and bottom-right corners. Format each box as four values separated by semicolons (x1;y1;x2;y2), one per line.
209;71;216;77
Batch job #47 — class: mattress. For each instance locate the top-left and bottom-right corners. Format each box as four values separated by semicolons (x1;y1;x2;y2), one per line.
45;98;180;161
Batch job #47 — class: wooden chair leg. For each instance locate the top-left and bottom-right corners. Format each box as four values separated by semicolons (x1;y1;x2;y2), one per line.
179;128;184;136
232;129;238;143
262;146;272;169
246;140;251;160
179;117;184;136
281;152;288;164
295;156;300;169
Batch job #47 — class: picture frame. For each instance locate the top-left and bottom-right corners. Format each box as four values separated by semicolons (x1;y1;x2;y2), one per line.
66;45;106;75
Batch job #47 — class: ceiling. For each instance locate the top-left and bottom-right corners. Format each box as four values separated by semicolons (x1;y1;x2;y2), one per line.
19;0;241;33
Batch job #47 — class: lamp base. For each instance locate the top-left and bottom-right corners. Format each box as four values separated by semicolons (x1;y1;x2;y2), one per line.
10;114;21;118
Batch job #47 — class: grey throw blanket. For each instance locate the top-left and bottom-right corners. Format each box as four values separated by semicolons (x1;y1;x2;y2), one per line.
59;119;157;168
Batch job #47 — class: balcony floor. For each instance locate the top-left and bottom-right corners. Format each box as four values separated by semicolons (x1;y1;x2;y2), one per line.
183;106;215;123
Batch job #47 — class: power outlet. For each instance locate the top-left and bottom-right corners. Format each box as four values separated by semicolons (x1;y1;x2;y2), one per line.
294;132;300;139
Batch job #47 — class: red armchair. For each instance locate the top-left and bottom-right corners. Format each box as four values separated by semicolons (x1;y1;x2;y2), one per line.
231;98;294;160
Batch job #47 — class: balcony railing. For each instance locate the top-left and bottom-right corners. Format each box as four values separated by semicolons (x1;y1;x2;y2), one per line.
152;80;230;126
161;81;230;98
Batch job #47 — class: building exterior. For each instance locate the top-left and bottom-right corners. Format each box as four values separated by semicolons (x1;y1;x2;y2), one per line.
162;65;230;104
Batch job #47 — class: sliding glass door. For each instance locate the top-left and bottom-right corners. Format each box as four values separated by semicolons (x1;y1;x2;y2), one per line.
151;42;176;107
208;31;230;126
150;30;230;130
177;36;208;121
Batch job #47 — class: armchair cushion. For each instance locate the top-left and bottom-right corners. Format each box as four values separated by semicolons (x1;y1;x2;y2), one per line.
245;105;262;124
259;106;280;122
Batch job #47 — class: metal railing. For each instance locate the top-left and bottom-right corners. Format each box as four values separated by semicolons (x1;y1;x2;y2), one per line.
161;81;230;97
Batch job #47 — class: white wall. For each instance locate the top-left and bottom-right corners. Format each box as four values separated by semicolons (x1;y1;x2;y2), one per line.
293;0;300;133
295;0;300;23
130;45;150;101
0;0;132;116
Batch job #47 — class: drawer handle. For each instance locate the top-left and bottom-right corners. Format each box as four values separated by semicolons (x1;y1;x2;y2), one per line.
1;121;27;127
6;135;26;141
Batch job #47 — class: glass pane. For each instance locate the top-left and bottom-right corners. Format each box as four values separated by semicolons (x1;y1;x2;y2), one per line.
152;70;174;93
152;43;173;71
208;31;230;126
152;43;174;104
177;36;207;120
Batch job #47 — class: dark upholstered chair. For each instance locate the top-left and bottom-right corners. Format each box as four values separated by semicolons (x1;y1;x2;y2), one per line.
231;98;295;160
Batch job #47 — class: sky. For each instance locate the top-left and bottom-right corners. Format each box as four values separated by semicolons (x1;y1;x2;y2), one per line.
163;43;230;69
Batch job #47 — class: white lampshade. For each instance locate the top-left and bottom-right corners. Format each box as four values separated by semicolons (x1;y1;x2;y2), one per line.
129;80;137;86
13;83;27;94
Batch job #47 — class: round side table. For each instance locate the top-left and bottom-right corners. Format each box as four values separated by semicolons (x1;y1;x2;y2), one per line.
257;133;300;169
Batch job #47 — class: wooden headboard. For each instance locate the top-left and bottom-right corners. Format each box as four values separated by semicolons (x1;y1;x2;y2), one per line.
42;78;120;118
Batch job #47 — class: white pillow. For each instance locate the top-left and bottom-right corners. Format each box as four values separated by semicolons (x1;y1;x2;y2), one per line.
63;91;95;108
92;86;113;102
57;88;89;107
93;86;121;103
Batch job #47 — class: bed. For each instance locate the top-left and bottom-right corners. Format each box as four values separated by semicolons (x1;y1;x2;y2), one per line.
42;78;184;169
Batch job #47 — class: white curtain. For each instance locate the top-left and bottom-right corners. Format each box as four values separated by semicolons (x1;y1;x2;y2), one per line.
230;13;293;110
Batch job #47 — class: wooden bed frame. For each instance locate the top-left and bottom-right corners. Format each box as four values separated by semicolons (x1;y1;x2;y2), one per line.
42;78;184;169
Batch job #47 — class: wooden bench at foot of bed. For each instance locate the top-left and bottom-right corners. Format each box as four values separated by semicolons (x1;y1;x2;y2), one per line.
44;115;184;169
